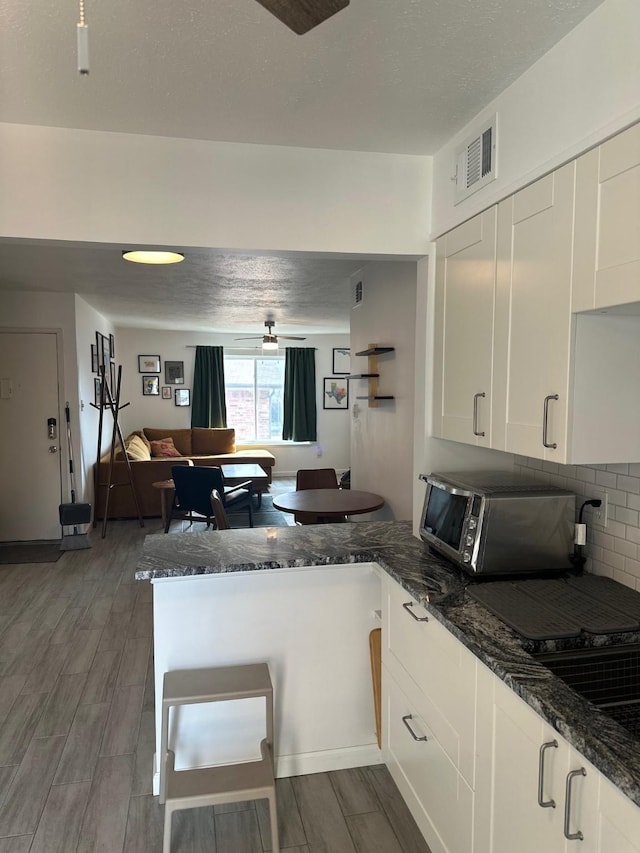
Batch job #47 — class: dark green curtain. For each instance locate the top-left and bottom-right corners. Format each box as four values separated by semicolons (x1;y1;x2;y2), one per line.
282;347;317;441
191;346;227;428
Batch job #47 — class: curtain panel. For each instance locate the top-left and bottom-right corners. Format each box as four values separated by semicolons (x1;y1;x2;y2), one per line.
282;347;317;441
191;346;227;428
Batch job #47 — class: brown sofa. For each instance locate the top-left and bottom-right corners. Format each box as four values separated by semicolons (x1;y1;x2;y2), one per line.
95;427;276;519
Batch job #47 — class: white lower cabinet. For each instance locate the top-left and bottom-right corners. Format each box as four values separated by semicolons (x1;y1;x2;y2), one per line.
381;577;640;852
383;662;473;853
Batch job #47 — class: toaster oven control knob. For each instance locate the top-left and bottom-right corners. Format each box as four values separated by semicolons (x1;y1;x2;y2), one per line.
463;550;471;562
468;518;477;530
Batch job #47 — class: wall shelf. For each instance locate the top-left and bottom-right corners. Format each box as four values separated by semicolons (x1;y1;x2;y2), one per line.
354;344;395;408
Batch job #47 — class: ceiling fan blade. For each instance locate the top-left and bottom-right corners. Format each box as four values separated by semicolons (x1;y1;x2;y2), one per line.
234;336;263;341
279;335;307;340
254;0;349;34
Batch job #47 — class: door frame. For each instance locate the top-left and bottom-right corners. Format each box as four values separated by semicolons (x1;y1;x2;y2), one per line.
0;326;67;528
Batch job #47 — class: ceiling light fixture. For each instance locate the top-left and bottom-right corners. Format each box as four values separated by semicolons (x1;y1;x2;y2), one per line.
262;334;279;352
122;250;185;265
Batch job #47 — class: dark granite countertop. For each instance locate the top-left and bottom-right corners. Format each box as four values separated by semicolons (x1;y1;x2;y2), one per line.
136;520;640;808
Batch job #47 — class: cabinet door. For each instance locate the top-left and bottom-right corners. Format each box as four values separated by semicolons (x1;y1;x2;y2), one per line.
495;163;575;460
433;208;496;446
574;123;640;312
491;678;569;853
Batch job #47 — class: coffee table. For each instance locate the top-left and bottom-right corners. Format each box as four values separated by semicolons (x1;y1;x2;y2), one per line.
220;463;270;508
272;489;384;520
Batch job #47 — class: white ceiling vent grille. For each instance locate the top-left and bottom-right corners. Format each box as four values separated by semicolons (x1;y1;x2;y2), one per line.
354;280;363;307
454;114;497;205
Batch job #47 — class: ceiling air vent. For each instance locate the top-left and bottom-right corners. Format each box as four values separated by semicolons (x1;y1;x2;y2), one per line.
454;114;497;205
354;280;363;307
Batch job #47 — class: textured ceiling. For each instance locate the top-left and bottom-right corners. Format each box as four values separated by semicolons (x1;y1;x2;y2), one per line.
0;0;604;333
0;0;603;155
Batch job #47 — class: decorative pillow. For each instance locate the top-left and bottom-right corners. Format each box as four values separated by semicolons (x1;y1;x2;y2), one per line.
149;437;182;458
125;434;152;462
130;430;152;453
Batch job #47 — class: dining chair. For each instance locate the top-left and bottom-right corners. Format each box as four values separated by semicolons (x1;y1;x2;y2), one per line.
294;467;340;524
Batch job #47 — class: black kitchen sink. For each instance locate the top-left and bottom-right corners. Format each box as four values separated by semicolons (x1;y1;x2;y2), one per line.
534;644;640;738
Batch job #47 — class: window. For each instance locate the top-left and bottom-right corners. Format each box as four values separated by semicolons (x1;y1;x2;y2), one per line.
224;356;285;442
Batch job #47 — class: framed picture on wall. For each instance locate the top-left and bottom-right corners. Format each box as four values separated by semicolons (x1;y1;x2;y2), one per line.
94;377;102;407
109;334;115;360
165;360;184;384
323;377;349;409
174;388;190;407
332;348;351;374
138;354;161;373
91;344;98;374
161;386;172;399
110;362;117;396
142;375;160;396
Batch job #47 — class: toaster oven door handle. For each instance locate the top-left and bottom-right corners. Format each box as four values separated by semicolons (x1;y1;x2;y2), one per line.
542;394;559;449
402;601;429;622
473;392;486;436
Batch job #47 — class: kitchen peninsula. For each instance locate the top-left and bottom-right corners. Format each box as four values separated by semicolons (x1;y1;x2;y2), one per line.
137;521;640;852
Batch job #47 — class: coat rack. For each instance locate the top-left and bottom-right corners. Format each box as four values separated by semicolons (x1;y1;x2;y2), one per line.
92;365;144;538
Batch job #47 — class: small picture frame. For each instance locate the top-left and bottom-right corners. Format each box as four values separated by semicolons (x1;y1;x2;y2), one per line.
174;388;191;407
91;344;98;374
110;362;117;395
332;347;351;375
94;377;102;407
142;375;160;396
138;354;161;373
165;360;184;384
323;377;349;409
161;386;172;399
100;334;109;370
109;334;115;361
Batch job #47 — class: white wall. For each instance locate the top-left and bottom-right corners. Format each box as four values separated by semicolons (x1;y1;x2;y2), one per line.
115;328;350;475
349;262;417;521
431;0;640;236
0;124;432;256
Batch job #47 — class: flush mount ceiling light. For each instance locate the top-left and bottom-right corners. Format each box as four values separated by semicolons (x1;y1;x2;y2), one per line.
122;250;185;265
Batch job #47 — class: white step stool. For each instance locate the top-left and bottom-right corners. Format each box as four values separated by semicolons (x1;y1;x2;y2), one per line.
159;663;278;853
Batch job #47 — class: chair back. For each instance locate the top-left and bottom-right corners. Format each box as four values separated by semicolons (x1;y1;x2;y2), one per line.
210;490;231;530
171;465;219;518
296;468;339;490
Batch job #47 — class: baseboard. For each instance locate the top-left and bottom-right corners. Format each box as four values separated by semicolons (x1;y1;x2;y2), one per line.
152;744;382;795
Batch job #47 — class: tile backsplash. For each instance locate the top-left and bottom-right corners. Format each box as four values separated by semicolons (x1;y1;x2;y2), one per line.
514;458;640;591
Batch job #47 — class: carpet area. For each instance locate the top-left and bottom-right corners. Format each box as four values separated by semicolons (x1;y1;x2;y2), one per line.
0;542;63;564
227;495;295;528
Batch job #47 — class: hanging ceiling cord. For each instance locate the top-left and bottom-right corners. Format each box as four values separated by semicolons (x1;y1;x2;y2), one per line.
77;0;89;75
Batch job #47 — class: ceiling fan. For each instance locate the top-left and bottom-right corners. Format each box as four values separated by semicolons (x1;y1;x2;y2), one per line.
235;320;307;349
254;0;350;35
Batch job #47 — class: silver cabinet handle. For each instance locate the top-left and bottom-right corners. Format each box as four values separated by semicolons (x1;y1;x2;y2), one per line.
542;394;559;449
402;714;428;742
402;601;428;622
473;392;486;436
564;767;586;841
537;740;558;808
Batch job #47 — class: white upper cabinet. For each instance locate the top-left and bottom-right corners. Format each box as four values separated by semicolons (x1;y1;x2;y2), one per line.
433;121;640;465
432;207;496;446
493;163;575;460
574;123;640;312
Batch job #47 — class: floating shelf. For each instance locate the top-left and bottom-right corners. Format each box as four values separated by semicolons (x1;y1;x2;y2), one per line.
354;344;395;408
354;347;395;357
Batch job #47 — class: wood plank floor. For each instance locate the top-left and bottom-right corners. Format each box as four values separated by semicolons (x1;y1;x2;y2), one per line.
0;480;431;853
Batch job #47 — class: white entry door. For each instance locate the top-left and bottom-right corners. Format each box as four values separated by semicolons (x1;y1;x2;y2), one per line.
0;332;62;541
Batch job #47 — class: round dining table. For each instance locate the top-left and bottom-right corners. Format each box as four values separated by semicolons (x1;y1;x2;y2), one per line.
272;489;384;519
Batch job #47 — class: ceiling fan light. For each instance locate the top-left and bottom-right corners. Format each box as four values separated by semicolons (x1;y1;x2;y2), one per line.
122;250;185;265
262;335;279;351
